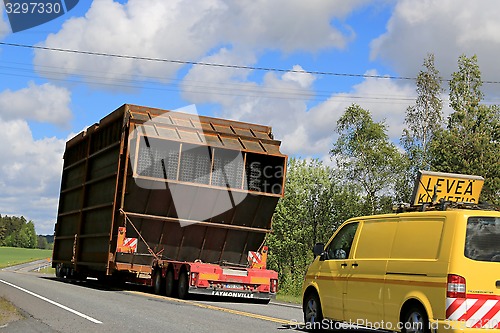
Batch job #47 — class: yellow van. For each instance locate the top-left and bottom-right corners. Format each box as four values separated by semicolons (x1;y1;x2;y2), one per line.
302;172;500;333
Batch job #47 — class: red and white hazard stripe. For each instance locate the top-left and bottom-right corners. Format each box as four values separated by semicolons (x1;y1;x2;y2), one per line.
447;296;500;328
247;251;262;265
123;238;138;252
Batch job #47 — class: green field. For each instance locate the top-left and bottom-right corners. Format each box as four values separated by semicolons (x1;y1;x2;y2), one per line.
0;247;52;268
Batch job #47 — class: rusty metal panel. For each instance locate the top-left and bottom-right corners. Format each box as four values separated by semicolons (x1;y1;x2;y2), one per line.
240;139;264;153
82;207;113;235
121;178;282;265
211;123;232;135
53;103;287;271
251;130;271;140
232;127;253;137
220;137;245;150
261;141;282;155
204;133;223;147
155;126;181;141
53;107;124;271
56;215;78;237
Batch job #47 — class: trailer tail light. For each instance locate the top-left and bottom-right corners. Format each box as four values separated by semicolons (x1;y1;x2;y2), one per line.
447;274;466;298
190;272;198;287
270;279;278;293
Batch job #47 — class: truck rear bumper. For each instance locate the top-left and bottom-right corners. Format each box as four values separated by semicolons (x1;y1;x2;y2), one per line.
188;286;275;300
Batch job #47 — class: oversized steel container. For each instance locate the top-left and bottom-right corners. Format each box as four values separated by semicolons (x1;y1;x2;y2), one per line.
52;104;287;275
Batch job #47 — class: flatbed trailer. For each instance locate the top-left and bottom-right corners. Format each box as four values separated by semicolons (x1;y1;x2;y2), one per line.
52;104;287;301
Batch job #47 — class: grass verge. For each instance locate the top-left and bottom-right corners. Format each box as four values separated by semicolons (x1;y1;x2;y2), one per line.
0;297;23;326
36;266;55;275
0;247;52;269
276;293;301;305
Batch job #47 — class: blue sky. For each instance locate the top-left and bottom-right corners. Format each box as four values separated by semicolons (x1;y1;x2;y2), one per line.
1;0;500;234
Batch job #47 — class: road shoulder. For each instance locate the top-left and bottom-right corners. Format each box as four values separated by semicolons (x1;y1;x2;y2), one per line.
0;297;24;328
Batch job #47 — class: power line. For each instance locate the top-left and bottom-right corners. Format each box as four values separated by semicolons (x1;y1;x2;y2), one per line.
3;42;500;85
0;69;419;104
0;41;417;81
0;60;419;103
3;42;500;84
2;42;500;105
3;60;500;105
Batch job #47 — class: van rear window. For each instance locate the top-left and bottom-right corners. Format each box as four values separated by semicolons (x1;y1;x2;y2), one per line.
465;217;500;262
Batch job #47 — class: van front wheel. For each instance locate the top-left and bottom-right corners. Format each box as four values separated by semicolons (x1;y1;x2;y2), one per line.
401;306;430;333
303;292;323;327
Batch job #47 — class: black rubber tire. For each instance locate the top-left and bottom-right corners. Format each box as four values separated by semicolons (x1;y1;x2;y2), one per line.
153;269;164;295
303;292;324;330
401;306;430;333
165;270;177;297
55;264;63;278
177;271;189;299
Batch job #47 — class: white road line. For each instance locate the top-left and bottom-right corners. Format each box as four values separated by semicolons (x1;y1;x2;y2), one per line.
0;279;102;324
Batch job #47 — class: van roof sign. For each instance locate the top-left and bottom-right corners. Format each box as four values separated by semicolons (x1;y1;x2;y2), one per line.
411;170;484;205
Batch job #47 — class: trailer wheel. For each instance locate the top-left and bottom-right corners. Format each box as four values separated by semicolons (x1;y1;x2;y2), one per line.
55;263;63;278
177;271;189;299
165;269;177;297
153;269;164;295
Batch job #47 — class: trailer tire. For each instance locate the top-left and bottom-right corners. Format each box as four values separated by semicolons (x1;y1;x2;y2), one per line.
177;271;189;299
153;269;164;295
55;263;63;278
165;269;177;297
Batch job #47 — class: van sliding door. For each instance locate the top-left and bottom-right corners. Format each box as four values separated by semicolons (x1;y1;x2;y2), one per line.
344;219;397;326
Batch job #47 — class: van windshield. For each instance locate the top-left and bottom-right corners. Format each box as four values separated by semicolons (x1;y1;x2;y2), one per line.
465;217;500;262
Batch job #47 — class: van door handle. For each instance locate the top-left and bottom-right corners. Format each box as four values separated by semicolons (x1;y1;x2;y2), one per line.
352;263;359;267
341;263;348;268
496;280;500;288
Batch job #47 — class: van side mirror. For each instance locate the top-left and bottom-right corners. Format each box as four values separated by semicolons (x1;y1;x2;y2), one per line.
313;243;325;258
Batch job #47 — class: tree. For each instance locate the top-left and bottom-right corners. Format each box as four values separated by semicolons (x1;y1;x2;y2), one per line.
449;55;483;115
37;235;49;249
399;54;444;202
0;214;6;242
25;221;38;249
331;104;404;214
266;158;363;296
430;55;500;204
0;215;38;248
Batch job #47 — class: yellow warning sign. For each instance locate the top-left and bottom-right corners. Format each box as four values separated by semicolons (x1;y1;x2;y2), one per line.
411;170;484;205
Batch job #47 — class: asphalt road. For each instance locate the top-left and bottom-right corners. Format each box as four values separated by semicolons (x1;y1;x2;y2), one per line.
0;262;374;333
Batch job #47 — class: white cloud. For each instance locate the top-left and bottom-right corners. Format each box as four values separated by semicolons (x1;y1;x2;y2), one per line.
283;65;316;88
181;48;258;109
0;119;65;234
182;52;317;154
34;0;369;85
278;73;416;155
343;71;416;139
0;82;72;127
371;0;500;89
0;82;72;234
0;3;10;39
183;60;416;157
